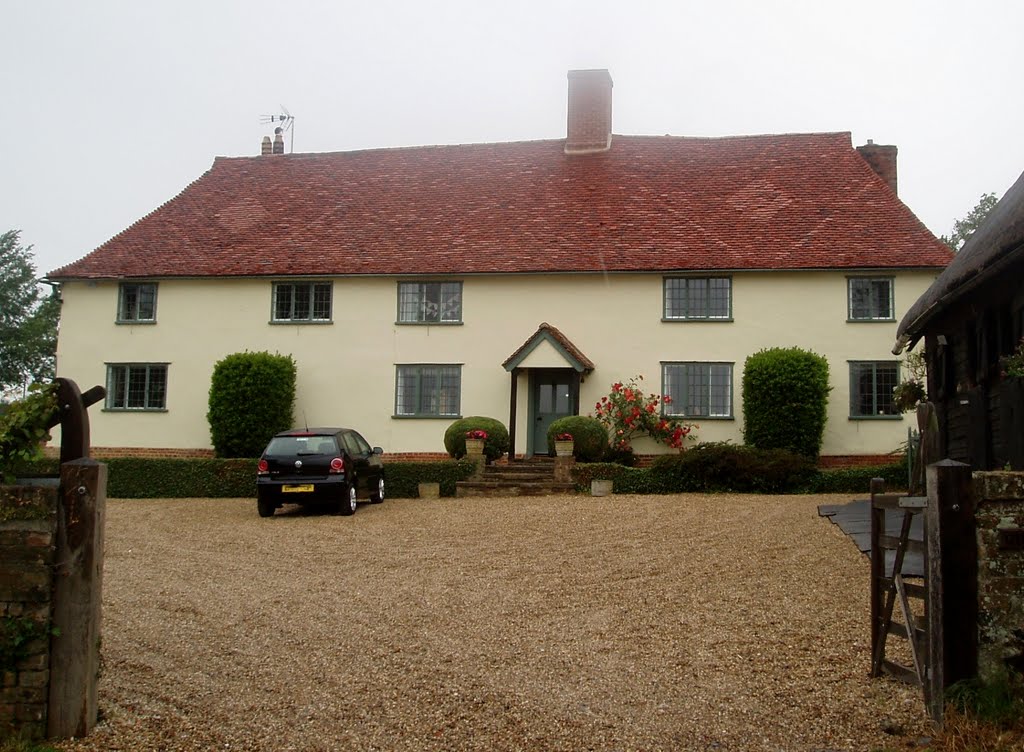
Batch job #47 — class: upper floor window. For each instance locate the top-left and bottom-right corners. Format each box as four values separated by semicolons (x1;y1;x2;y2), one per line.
664;277;731;320
398;281;462;324
106;363;168;410
395;364;461;417
662;362;733;418
848;277;894;321
118;282;157;323
273;282;332;322
849;361;899;418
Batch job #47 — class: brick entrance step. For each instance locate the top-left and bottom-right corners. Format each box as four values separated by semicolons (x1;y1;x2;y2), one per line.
455;456;576;497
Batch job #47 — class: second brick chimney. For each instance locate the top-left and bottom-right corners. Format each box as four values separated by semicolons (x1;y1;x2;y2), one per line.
565;69;613;155
856;140;898;195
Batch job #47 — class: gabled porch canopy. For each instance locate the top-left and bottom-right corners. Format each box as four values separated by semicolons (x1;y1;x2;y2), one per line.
502;323;594;459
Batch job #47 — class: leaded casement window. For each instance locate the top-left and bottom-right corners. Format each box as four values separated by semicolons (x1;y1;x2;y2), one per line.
663;277;732;320
117;282;157;323
272;282;332;322
394;365;461;417
105;363;168;410
849;361;900;417
397;281;463;324
661;362;733;418
848;277;894;321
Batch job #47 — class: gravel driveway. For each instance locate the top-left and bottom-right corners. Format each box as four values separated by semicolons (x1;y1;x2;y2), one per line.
55;493;931;751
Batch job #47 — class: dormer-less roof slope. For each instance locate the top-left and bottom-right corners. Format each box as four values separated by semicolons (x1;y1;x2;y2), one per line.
895;168;1024;352
49;132;952;280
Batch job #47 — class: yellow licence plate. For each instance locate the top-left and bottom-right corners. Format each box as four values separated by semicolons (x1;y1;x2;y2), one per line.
282;484;314;493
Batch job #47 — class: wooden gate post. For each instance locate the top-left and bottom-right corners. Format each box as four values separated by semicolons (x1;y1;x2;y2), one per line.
47;459;107;739
925;459;976;723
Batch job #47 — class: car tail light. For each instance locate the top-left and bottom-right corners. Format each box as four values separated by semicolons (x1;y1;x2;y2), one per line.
257;459;269;476
330;457;344;474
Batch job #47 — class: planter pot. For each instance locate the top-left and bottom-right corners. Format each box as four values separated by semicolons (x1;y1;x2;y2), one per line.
417;482;440;499
591;479;613;497
465;439;485;456
554;440;574;457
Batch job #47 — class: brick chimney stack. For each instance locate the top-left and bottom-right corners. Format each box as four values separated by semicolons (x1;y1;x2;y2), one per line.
261;136;272;156
857;140;898;195
565;69;613;155
273;127;285;155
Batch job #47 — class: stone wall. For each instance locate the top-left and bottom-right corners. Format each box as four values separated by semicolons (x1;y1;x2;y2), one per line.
973;471;1024;682
0;485;57;739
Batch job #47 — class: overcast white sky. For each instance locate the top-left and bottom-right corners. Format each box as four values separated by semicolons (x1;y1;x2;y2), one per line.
3;0;1022;277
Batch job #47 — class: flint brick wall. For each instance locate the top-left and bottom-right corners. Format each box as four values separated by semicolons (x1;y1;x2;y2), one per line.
0;485;57;739
973;471;1024;682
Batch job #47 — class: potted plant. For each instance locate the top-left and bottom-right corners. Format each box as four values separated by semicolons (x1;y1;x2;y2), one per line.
554;432;574;457
464;429;487;456
892;349;928;413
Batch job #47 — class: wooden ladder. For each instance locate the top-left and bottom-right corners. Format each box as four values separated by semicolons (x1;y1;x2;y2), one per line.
869;479;929;694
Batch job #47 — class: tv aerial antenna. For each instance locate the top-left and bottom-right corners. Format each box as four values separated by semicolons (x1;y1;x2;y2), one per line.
260;105;295;153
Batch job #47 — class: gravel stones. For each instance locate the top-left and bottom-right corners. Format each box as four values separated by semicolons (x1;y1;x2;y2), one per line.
54;494;932;751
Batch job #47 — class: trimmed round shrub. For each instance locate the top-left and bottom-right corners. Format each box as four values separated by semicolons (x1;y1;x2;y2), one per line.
546;415;608;461
742;347;831;459
443;416;510;461
207;351;296;458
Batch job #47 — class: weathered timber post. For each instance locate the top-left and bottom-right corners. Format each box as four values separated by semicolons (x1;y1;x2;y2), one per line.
925;459;976;724
47;459;106;739
869;476;886;673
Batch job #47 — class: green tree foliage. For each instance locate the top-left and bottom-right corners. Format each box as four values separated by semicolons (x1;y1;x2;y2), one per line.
0;384;58;482
0;231;59;395
742;347;831;459
443;416;509;461
207;351;296;458
941;192;999;252
546;415;607;461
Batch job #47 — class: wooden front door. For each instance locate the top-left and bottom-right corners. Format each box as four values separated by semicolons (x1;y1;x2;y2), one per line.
530;370;577;455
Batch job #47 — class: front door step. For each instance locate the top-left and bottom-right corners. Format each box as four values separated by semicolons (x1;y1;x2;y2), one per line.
455;458;574;497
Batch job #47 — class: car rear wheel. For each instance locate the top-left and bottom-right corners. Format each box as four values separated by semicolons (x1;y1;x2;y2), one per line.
338;484;357;516
257;497;275;518
370;477;384;504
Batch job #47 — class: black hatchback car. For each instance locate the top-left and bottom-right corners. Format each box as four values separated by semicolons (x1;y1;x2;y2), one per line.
256;427;385;517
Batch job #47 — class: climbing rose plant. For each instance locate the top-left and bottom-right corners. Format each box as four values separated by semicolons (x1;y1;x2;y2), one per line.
593;375;697;451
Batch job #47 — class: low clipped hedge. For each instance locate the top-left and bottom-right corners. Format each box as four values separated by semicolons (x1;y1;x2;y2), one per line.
10;453;906;498
377;460;477;498
572;445;906;496
10;457;477;499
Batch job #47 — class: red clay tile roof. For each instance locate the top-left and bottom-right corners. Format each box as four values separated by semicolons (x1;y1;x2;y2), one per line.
49;132;952;280
502;322;596;372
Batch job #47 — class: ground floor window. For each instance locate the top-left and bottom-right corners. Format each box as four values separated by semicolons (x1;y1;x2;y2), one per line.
849;361;899;417
661;362;733;418
105;363;168;410
395;364;461;417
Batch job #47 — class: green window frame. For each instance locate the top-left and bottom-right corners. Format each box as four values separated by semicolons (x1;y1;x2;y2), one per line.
661;362;733;418
397;281;463;324
663;277;732;321
848;277;894;321
117;282;157;323
849;361;900;418
272;281;332;322
105;363;168;411
394;364;461;417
